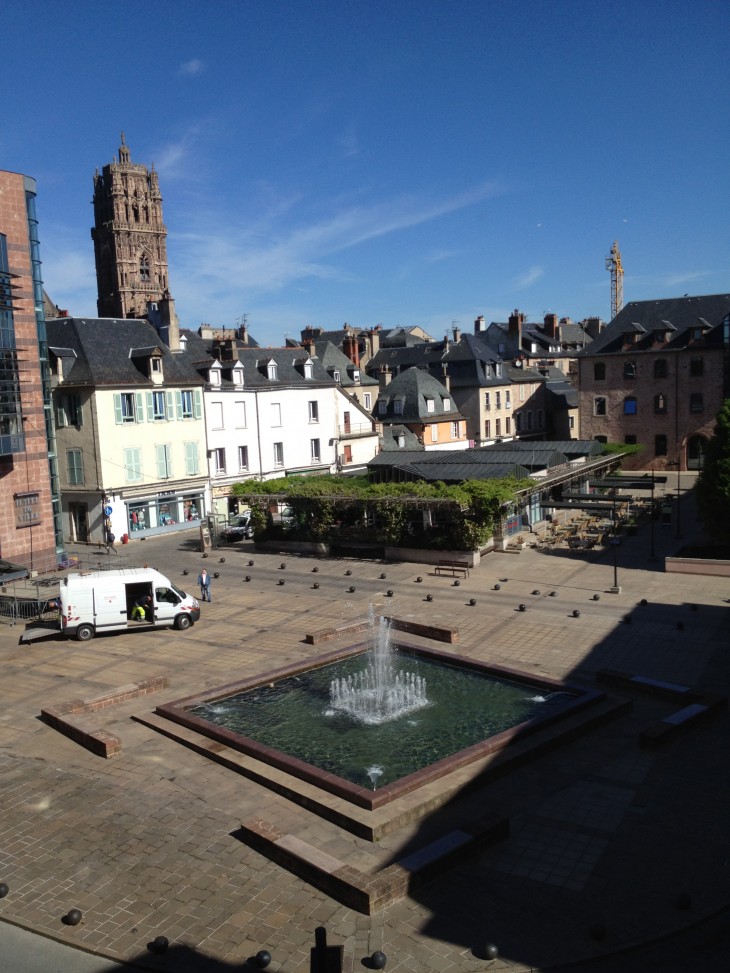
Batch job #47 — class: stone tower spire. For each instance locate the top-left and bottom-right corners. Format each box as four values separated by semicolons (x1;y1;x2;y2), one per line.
91;135;170;319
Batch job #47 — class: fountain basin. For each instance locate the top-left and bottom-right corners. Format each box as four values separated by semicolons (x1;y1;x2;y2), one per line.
155;640;603;812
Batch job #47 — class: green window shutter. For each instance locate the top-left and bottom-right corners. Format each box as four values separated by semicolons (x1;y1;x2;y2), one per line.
193;389;202;419
75;397;83;427
175;390;183;419
166;391;174;420
156;445;167;478
135;392;145;422
146;392;154;421
114;393;123;424
184;441;197;475
57;397;67;427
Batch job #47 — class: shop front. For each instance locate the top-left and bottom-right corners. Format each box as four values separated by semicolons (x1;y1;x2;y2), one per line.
126;488;206;538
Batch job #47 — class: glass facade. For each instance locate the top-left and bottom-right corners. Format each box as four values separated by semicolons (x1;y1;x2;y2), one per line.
0;234;25;456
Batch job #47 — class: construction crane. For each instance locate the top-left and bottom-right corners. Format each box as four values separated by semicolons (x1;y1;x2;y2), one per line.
605;240;624;320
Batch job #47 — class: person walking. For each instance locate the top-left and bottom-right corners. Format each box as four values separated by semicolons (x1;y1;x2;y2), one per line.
197;568;211;602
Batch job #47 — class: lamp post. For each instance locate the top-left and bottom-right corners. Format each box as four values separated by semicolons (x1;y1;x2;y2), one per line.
675;457;682;541
609;488;621;592
649;468;656;561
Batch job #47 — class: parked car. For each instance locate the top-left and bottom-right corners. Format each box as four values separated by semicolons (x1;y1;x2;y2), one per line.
220;513;254;541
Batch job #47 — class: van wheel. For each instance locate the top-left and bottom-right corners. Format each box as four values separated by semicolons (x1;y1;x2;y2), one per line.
76;623;95;642
175;614;192;630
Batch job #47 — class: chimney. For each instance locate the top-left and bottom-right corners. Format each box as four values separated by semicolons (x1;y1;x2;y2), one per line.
379;366;392;388
367;327;381;358
544;313;559;339
452;324;461;342
584;316;603;339
508;309;525;347
343;333;360;367
442;364;451;392
158;291;180;352
474;315;486;333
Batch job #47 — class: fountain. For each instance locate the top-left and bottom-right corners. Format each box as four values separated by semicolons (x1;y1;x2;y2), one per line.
329;612;428;724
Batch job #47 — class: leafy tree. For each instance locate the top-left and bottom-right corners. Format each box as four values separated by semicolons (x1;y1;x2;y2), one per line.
696;399;730;543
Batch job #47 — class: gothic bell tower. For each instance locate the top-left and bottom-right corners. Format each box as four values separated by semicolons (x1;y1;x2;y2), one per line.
91;133;169;318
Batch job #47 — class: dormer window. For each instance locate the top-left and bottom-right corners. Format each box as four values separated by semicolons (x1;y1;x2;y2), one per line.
352;369;360;382
426;397;435;413
303;361;314;379
442;397;451;411
267;361;278;380
378;399;388;415
151;357;162;374
209;368;221;386
333;369;341;382
232;365;244;388
495;363;502;377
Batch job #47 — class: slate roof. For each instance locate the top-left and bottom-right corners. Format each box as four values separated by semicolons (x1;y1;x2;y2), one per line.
368;449;531;482
179;329;337;389
578;294;730;356
379;424;423;451
502;439;603;459
46;317;205;388
373;367;464;423
311;340;378;387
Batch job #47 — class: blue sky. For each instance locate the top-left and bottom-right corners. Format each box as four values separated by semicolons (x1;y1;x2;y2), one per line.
5;0;728;346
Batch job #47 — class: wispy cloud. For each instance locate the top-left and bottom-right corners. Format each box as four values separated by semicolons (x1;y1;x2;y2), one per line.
178;58;204;77
337;124;359;158
171;180;503;307
510;265;544;289
423;247;465;264
662;270;711;288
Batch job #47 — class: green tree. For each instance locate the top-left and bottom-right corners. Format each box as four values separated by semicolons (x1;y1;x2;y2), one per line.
696;399;730;543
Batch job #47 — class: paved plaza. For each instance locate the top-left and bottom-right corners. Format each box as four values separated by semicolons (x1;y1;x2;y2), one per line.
1;490;729;972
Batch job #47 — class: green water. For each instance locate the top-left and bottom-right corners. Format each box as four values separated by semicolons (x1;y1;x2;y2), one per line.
189;653;575;789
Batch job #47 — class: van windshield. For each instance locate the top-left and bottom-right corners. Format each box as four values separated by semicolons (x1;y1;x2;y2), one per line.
170;582;188;601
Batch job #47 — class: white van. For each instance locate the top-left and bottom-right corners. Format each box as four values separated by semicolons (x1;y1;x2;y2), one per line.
60;567;200;641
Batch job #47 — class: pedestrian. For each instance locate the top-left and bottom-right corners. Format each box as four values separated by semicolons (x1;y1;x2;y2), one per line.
131;595;152;621
197;568;211;602
105;528;116;554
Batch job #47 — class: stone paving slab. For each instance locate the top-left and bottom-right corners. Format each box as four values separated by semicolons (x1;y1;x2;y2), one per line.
0;502;729;970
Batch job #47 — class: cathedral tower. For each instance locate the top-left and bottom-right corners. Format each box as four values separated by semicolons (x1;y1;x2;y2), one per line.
91;133;169;318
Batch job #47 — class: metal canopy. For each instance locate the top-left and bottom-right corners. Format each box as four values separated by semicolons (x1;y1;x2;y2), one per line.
541;500;624;511
591;477;667;488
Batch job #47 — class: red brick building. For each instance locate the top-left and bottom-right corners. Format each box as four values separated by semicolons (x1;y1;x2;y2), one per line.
0;170;60;571
577;294;730;471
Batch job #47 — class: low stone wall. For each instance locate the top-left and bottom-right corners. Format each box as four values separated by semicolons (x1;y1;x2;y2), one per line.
665;556;730;577
384;547;480;568
41;676;168;758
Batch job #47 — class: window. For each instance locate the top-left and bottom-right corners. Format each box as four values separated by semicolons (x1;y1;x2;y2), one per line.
184;441;199;475
505;416;511;435
655;434;668;456
140;255;150;281
310;438;321;462
623;361;636;379
505;390;511;409
271;402;282;426
238;445;249;471
234;400;247;428
57;393;83;427
569;415;575;430
594;397;607;416
690;357;704;377
484;392;491;410
115;391;142;423
267;361;278;380
515;412;522;431
426;397;435;413
625;434;637;445
308;400;319;422
156;444;173;479
495;391;501;409
594;435;608;443
378;399;388;415
690;392;704;413
124;446;142;483
273;442;284;467
151;357;162;375
210;402;223;429
495;418;501;437
624;396;637;415
430;423;438;442
451;421;460;439
176;389;200;420
527;411;533;429
209;366;221;386
442;397;451;411
232;365;244;388
353;369;360;382
537;409;544;428
303;361;314;379
593;362;606;381
343;444;352;464
485;419;491;438
333;369;341;382
363;393;372;410
212;447;225;475
393;400;404;415
654;393;667;414
654;359;668;379
66;449;84;485
148;390;168;421
495;363;502;378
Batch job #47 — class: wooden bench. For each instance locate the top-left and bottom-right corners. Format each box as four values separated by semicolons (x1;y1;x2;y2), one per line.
435;559;470;578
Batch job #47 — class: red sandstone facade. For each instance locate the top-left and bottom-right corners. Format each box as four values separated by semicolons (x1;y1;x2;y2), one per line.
0;170;57;570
